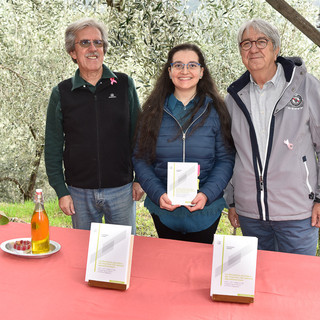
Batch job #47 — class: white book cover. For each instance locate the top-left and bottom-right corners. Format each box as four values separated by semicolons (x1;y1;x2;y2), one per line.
167;162;198;205
210;234;258;302
85;223;132;289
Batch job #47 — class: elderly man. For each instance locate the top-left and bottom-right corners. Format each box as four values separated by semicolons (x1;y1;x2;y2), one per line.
45;18;143;233
225;19;320;255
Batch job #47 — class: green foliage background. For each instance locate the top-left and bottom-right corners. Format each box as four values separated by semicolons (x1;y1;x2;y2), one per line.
0;0;319;202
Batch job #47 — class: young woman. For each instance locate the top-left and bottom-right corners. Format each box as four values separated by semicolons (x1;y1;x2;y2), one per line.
133;43;234;244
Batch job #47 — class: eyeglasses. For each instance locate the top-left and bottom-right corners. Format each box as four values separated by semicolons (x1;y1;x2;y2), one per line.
170;62;201;70
75;39;104;48
239;38;269;51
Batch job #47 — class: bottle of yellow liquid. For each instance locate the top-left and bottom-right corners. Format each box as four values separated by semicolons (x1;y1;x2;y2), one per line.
31;189;50;254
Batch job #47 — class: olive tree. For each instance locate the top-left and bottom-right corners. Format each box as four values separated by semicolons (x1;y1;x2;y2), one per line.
0;0;319;202
0;0;190;201
0;0;75;201
190;0;320;93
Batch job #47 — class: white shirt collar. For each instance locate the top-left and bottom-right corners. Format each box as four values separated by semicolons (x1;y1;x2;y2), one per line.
250;63;284;88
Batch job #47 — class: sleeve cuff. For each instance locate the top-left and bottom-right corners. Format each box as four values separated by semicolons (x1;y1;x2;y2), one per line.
314;197;320;203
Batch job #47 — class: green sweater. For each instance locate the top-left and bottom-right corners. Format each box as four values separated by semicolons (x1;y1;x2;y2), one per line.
45;65;140;199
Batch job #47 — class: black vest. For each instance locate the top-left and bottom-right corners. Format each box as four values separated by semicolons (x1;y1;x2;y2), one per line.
59;72;133;189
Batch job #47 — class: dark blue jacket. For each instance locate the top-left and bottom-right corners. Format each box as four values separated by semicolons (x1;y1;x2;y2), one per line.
133;96;235;207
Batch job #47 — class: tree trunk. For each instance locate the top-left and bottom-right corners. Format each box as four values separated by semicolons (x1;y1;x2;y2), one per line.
0;143;44;202
266;0;320;47
24;142;45;201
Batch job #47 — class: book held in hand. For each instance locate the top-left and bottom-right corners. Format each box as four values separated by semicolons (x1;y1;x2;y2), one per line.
167;162;199;206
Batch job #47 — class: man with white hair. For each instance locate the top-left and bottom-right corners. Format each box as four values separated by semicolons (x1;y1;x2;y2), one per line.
225;18;320;255
45;18;143;233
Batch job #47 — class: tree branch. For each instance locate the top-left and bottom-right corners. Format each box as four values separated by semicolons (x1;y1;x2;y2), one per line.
29;125;37;140
106;0;123;11
265;0;320;47
0;177;25;197
0;64;38;86
25;143;45;201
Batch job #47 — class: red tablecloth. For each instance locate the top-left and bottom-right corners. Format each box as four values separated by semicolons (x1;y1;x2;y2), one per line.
0;222;319;320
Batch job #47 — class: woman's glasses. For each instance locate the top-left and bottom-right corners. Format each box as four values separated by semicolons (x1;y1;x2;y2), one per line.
170;62;201;71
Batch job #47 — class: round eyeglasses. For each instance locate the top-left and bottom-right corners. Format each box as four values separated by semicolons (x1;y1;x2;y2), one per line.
170;62;201;71
75;39;104;48
239;38;269;51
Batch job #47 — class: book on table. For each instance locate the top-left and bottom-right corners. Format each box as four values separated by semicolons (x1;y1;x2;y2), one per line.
85;223;133;290
210;234;258;303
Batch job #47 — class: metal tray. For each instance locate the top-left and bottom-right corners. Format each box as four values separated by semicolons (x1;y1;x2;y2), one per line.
0;238;61;258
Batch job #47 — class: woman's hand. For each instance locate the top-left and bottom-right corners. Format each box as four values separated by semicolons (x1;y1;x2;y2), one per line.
159;193;181;211
185;192;207;212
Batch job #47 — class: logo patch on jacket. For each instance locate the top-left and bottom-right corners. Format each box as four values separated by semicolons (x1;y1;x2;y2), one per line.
289;94;303;109
108;93;117;99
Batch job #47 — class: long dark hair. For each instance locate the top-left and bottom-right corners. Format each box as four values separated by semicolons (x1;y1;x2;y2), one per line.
135;43;233;162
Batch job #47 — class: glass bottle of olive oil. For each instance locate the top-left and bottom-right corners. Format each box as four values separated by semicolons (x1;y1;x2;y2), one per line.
31;189;50;254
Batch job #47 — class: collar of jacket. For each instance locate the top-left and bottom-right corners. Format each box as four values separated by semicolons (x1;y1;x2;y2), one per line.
227;56;299;95
71;64;117;91
163;95;212;118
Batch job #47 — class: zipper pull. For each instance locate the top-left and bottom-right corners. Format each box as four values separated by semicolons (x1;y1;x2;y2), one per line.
260;176;264;191
182;132;186;163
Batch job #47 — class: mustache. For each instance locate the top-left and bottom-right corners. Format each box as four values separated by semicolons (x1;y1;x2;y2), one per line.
85;52;99;58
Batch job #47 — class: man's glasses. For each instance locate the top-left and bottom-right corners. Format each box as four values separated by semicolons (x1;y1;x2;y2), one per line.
239;38;269;51
170;62;201;70
75;39;104;48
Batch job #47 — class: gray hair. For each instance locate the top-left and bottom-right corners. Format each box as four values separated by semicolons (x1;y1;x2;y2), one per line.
237;19;281;54
65;18;108;63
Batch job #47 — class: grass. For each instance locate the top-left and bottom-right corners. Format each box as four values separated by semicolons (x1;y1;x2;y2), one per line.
0;200;72;228
1;200;319;256
0;199;240;238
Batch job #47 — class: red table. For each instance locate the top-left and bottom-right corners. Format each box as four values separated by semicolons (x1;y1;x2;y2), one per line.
0;222;319;320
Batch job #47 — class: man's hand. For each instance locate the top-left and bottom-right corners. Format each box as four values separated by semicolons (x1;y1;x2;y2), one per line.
59;195;75;216
159;193;180;211
228;207;240;228
311;203;320;228
132;182;144;201
185;192;207;212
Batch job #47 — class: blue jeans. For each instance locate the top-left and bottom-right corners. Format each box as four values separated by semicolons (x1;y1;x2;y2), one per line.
238;215;318;256
68;183;136;234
